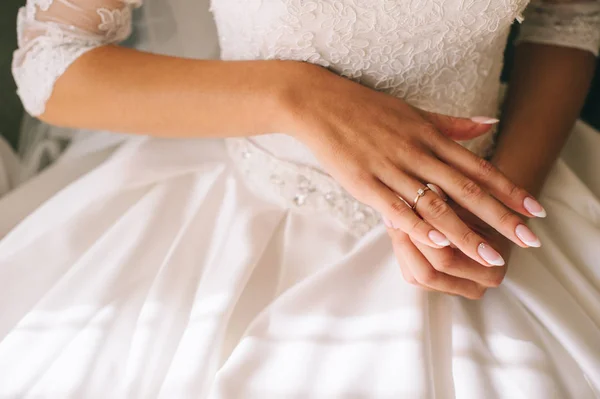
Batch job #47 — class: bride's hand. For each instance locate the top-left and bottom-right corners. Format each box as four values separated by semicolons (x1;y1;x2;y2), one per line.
387;203;515;299
281;63;545;267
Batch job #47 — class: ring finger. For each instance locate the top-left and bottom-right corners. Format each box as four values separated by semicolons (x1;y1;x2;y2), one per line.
389;229;485;299
379;169;506;267
420;160;541;249
364;177;452;248
411;238;506;288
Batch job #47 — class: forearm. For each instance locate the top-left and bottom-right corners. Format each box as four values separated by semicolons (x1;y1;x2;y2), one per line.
41;45;307;138
492;43;596;196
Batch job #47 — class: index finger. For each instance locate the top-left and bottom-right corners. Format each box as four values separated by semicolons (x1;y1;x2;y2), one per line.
388;228;486;299
411;238;507;289
431;137;547;219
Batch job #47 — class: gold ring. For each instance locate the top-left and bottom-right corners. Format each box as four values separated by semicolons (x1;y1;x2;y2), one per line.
397;195;412;209
412;186;431;210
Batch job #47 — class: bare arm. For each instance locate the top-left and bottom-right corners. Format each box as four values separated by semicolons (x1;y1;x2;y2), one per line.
493;0;599;195
41;46;302;138
15;0;552;267
388;0;600;299
14;0;304;139
493;44;595;195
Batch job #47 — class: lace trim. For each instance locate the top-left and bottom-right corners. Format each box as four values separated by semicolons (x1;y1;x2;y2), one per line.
26;0;52;18
97;7;134;41
13;2;138;116
13;31;100;116
517;2;600;55
226;138;381;237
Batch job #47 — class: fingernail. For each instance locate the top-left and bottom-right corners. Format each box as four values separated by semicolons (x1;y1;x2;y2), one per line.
470;116;500;125
523;197;547;218
428;230;451;247
382;216;393;228
515;224;541;247
477;243;505;267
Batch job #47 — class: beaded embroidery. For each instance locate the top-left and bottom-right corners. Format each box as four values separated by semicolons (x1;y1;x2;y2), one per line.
226;138;381;237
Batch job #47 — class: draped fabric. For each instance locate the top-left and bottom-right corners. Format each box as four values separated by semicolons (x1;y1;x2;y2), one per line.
0;122;599;397
3;0;600;397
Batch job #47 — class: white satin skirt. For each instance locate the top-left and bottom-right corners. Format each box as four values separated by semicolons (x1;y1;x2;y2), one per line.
0;122;599;398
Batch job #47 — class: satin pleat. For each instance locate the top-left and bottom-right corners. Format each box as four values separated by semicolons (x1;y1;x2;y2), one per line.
0;123;599;398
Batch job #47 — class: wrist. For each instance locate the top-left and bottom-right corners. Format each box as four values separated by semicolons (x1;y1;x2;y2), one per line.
267;60;332;141
491;137;549;197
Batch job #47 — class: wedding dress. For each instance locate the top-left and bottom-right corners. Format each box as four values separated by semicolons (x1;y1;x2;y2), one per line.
2;0;600;397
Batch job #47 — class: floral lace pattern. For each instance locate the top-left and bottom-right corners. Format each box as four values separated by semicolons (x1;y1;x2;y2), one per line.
98;7;134;41
517;1;600;56
211;0;531;161
27;0;53;13
13;0;141;116
11;0;600;236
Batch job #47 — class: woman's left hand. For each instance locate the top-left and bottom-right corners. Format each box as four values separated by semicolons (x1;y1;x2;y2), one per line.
387;203;514;299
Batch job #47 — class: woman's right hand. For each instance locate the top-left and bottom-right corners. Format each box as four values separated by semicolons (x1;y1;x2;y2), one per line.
280;62;545;268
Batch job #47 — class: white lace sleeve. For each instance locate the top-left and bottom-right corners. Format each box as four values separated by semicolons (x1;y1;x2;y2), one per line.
12;0;142;116
517;0;600;56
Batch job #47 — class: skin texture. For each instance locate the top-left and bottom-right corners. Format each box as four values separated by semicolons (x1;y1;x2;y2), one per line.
389;43;596;299
41;44;544;268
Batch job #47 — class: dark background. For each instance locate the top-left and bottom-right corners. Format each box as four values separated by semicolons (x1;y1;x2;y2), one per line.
1;0;599;150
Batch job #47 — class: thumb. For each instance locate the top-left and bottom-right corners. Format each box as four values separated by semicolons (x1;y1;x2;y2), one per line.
421;111;499;141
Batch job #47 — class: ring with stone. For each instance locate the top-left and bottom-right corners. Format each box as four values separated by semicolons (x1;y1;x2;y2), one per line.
412;186;431;210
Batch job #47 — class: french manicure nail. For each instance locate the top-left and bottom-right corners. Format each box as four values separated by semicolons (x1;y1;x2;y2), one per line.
477;243;505;267
515;224;541;247
382;216;393;228
470;116;500;125
428;230;451;247
523;197;547;218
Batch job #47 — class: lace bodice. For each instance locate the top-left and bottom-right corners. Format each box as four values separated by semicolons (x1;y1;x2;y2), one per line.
13;0;600;120
11;0;600;235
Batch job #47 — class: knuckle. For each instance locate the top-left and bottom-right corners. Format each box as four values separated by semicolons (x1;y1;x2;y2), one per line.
389;232;404;247
419;122;440;139
417;269;438;285
399;267;415;284
476;158;495;180
344;169;374;199
350;168;373;187
431;251;455;272
425;197;451;220
393;131;422;155
398;139;419;155
370;155;393;172
442;114;459;128
505;181;523;199
498;210;519;227
459;229;478;246
408;218;425;235
390;232;412;252
485;272;506;288
390;199;413;219
406;151;428;168
460;179;484;201
405;275;419;286
435;257;455;273
399;266;420;286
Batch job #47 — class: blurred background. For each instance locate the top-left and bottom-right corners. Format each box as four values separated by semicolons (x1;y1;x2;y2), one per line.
1;0;599;152
1;0;24;149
